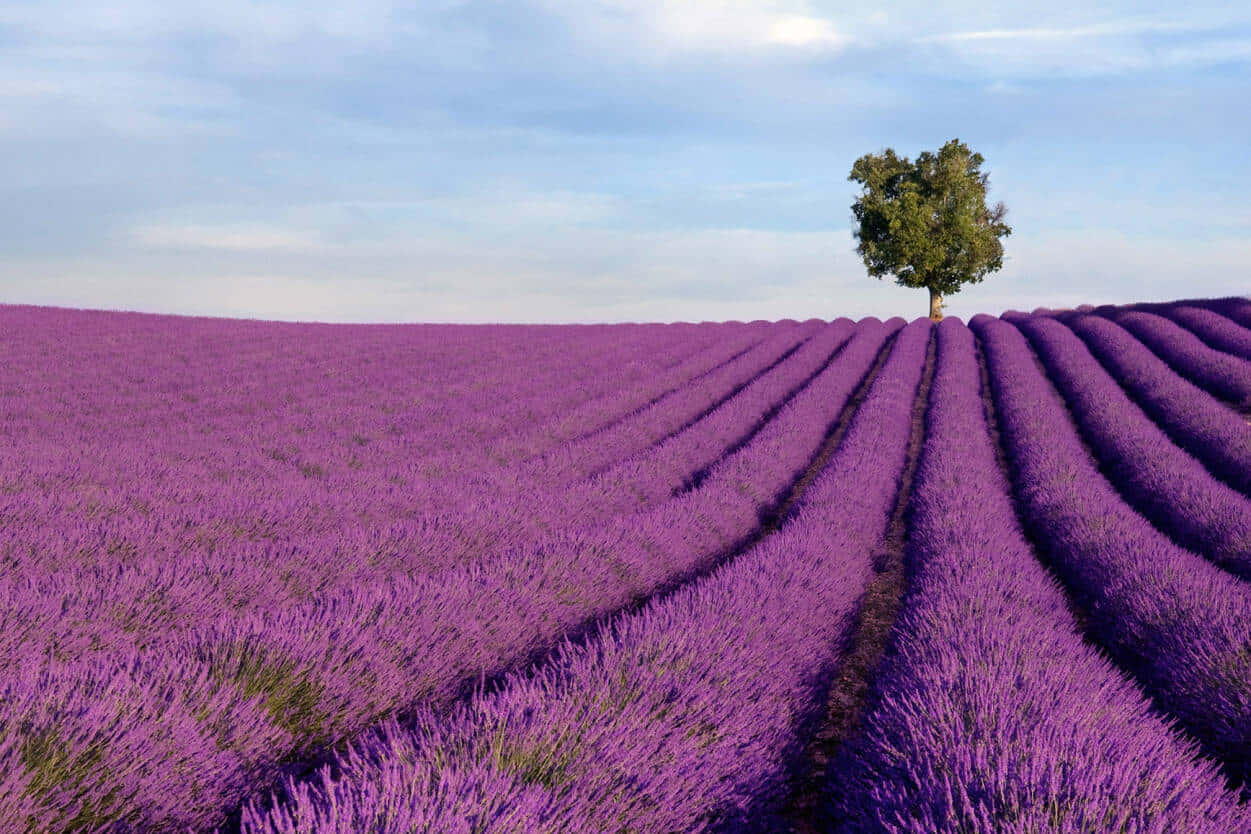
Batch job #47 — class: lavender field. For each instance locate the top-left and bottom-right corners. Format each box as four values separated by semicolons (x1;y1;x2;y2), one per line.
4;296;1251;833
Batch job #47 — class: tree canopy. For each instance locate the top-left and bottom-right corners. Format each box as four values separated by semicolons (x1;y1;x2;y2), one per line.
849;139;1011;320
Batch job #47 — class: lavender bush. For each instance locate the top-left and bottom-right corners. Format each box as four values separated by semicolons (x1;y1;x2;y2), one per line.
1158;304;1251;362
828;317;1247;833
1009;312;1251;576
1062;312;1251;497
1110;309;1251;407
972;313;1251;787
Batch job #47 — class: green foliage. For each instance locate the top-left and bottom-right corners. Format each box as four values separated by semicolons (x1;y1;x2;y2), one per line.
849;139;1011;298
20;726;122;832
481;718;581;791
215;648;330;745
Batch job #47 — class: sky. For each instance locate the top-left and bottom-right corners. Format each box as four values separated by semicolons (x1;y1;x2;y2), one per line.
2;0;1249;323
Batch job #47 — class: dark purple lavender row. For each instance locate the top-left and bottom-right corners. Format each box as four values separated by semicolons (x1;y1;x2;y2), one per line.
1203;297;1251;331
1076;296;1251;338
484;321;771;463
829;318;1247;833
2;321;902;831
971;313;1251;788
522;320;825;486
564;318;856;514
1060;313;1251;497
1008;312;1251;578
1109;309;1251;408
238;321;934;834
1158;305;1251;362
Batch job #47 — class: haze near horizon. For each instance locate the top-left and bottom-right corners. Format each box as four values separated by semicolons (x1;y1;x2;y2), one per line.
3;1;1249;322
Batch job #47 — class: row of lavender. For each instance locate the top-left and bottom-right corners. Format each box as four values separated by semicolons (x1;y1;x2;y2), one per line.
5;295;1251;831
1;310;901;829
830;318;1247;831
972;305;1251;786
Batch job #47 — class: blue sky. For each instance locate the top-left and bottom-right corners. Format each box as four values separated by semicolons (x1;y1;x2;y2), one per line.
2;1;1249;322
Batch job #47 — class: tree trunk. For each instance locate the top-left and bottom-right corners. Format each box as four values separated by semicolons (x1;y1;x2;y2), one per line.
928;287;943;322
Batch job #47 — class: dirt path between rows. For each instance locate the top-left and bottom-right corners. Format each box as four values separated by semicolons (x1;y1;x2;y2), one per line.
778;327;935;834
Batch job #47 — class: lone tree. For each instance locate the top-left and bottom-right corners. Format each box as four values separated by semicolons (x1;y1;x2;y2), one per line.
849;139;1011;321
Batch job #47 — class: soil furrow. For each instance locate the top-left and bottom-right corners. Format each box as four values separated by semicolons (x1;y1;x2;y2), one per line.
777;326;935;834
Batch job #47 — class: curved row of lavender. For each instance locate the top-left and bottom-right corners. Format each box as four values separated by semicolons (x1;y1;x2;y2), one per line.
972;313;1251;786
2;312;900;830
828;318;1247;832
1202;297;1251;334
240;320;935;834
1159;305;1251;362
1007;312;1251;577
1109;309;1251;407
1059;313;1251;497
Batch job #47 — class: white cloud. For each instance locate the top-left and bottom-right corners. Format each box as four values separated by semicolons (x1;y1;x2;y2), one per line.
766;14;845;47
910;12;1251;76
548;0;849;55
529;4;1251;76
131;224;329;253
1158;37;1251;67
919;19;1190;43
